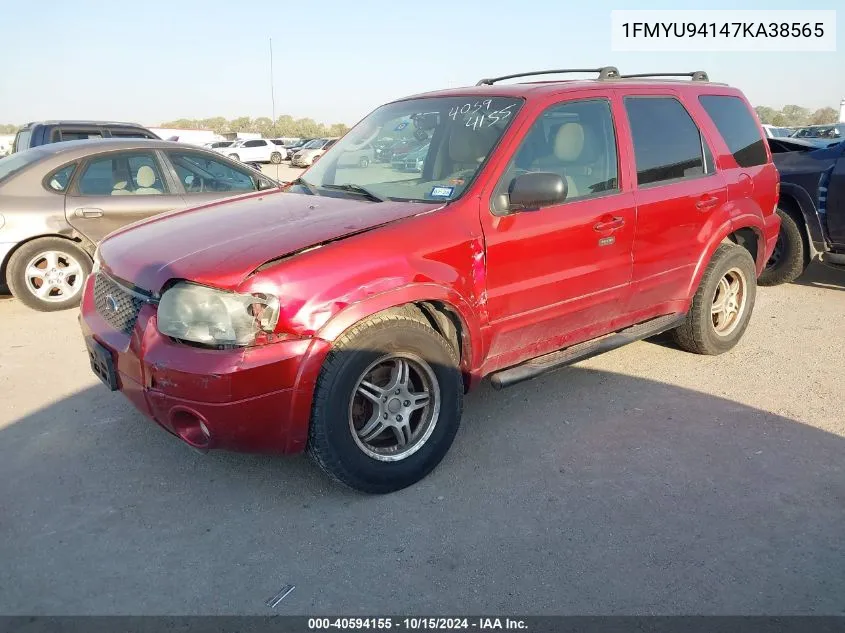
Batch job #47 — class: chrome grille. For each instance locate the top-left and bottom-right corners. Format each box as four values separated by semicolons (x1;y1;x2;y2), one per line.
93;273;146;335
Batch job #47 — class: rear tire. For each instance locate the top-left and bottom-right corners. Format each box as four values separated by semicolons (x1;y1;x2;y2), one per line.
672;244;757;355
358;156;370;167
308;307;463;494
270;152;282;164
758;209;807;286
7;237;92;312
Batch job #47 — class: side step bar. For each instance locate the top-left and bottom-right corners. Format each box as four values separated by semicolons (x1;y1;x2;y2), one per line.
489;313;686;390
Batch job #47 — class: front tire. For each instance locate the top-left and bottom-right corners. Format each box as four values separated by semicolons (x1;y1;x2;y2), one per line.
672;244;757;355
308;307;463;494
758;209;807;286
229;153;240;162
7;237;92;312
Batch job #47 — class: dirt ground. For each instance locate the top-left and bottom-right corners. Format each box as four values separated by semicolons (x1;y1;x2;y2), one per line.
0;259;843;615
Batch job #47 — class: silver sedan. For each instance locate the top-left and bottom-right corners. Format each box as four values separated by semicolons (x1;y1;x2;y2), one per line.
0;139;281;311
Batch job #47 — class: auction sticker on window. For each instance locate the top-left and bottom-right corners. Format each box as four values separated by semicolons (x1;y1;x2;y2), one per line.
429;186;454;198
611;10;836;51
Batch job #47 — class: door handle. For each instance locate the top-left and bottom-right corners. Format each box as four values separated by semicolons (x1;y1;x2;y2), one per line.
593;217;625;232
695;195;719;211
74;207;104;218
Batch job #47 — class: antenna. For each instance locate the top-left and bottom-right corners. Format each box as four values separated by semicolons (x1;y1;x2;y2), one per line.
269;37;277;136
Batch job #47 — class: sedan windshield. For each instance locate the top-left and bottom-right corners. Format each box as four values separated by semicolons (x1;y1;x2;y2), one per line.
302;139;326;149
294;96;523;202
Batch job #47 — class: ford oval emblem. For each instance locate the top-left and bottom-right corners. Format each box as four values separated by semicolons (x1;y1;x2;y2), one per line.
105;295;119;313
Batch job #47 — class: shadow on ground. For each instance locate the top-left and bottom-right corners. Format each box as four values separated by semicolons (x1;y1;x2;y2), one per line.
793;261;845;292
1;363;843;616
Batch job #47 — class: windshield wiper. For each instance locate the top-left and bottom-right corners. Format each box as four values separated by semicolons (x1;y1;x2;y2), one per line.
291;177;320;196
321;183;385;202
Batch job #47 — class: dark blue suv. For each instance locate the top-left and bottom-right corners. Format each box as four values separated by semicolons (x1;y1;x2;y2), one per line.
12;121;158;154
761;137;845;285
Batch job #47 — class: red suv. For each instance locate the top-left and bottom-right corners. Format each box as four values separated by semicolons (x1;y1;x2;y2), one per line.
79;67;780;493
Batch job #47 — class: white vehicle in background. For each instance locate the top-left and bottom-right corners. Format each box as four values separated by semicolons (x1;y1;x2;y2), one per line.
761;124;793;138
290;138;339;167
218;138;286;164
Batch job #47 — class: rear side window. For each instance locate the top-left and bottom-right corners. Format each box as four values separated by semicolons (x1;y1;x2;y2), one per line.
624;97;707;186
47;164;77;192
77;152;167;196
244;140;265;147
699;95;768;167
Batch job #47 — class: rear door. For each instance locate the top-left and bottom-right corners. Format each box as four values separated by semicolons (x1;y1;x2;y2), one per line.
240;139;269;162
620;93;727;314
163;149;264;207
65;150;186;242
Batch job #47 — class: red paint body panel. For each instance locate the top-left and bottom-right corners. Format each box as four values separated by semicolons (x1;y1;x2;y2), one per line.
79;79;780;455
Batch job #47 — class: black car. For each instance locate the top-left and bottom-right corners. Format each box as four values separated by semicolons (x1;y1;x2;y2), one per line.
282;137;315;158
761;137;845;285
12;121;159;154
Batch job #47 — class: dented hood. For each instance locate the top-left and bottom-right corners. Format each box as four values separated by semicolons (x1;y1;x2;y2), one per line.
99;191;434;293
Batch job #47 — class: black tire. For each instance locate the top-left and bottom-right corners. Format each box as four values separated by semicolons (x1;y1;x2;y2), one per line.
308;307;463;494
672;244;757;355
7;237;93;312
758;209;807;286
358;156;370;168
270;152;282;164
229;153;239;162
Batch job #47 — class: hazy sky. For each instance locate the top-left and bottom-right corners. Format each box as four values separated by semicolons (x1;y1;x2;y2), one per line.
1;0;842;127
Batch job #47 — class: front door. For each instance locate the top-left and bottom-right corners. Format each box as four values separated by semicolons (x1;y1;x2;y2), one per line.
479;94;635;367
824;146;845;246
65;150;186;242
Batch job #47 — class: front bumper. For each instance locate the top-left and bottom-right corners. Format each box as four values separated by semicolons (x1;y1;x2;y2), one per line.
78;273;329;454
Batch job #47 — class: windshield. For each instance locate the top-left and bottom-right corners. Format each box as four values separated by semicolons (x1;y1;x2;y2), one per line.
303;139;326;149
13;129;32;153
0;147;48;183
295;96;523;202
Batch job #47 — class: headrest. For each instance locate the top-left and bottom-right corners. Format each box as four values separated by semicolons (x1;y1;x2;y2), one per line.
136;165;156;188
553;123;585;162
449;124;497;164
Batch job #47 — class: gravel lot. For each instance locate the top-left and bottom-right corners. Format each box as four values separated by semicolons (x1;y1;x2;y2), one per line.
0;249;843;614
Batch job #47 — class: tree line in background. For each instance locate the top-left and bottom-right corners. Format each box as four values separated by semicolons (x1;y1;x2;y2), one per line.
754;105;838;127
159;116;351;139
0;105;839;138
0;116;351;138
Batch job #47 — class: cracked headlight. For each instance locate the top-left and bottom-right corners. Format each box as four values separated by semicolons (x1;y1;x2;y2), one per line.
157;281;280;347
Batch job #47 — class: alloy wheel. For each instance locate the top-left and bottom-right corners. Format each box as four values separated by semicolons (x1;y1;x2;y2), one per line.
348;353;440;462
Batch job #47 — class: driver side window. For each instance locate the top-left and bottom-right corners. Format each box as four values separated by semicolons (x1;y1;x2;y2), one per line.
167;151;257;194
493;98;619;214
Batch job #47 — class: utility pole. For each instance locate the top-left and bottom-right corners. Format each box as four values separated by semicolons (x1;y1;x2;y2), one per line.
269;37;277;136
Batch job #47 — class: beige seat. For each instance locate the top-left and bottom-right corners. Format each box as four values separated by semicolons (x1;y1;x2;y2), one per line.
529;122;590;198
110;165;133;196
134;165;162;195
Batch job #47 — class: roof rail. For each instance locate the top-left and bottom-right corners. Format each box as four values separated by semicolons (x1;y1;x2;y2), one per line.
476;66;620;86
619;71;710;82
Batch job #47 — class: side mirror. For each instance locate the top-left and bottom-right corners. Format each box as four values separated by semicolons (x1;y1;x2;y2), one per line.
508;172;567;212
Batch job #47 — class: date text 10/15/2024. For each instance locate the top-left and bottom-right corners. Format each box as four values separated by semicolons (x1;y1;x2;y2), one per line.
308;617;528;630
